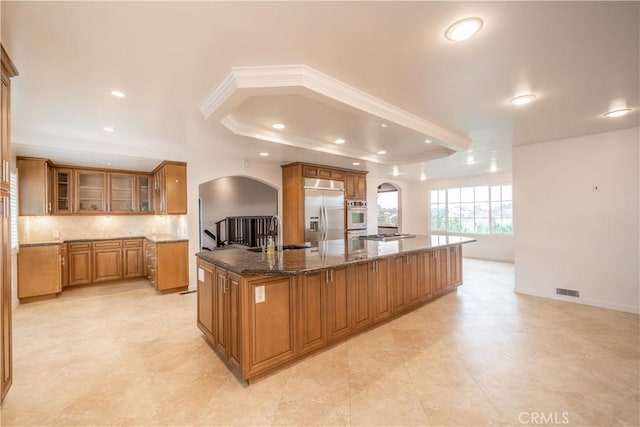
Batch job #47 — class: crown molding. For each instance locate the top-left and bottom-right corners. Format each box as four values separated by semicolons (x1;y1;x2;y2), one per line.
199;64;470;152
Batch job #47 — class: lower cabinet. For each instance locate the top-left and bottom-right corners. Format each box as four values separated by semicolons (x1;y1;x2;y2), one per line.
144;240;188;292
17;245;62;300
93;240;123;283
196;244;464;381
123;239;143;278
68;242;92;286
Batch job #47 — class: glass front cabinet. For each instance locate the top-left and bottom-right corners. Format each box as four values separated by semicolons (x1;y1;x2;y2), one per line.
137;175;152;213
53;168;73;214
109;174;135;213
75;170;106;213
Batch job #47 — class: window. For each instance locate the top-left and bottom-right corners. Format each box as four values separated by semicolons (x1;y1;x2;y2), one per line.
430;184;512;234
377;190;398;227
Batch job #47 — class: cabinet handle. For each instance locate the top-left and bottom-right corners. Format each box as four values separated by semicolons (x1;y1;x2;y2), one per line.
60;255;64;266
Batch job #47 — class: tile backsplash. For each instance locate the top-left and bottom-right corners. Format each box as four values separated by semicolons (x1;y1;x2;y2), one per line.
19;215;188;243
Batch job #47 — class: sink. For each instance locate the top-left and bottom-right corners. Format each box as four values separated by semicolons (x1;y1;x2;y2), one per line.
246;244;310;252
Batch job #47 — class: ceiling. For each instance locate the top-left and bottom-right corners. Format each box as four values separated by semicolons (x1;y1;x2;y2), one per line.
2;1;638;180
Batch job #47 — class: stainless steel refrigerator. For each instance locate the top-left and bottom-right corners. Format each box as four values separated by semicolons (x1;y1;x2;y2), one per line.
304;178;345;243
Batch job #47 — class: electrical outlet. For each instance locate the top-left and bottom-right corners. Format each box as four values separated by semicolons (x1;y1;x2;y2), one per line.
52;230;60;238
255;286;265;304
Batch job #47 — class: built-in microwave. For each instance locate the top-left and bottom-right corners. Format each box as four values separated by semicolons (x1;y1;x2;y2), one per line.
346;200;367;230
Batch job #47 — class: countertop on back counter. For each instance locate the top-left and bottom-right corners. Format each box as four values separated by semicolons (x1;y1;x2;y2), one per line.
19;235;187;247
196;234;475;276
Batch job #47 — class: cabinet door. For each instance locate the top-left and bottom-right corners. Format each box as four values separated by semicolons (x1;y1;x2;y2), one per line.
420;252;433;301
53;169;73;214
68;249;92;286
75;170;106;213
109;174;135;213
403;253;420;308
122;242;143;279
390;256;406;313
298;272;326;354
17;245;62;298
371;258;391;323
325;267;350;342
449;245;462;286
93;249;122;282
17;158;50;216
350;263;372;331
137;175;152;213
164;163;187;214
197;261;215;341
355;174;366;199
60;243;68;287
344;174;355;199
215;267;228;355
228;272;241;368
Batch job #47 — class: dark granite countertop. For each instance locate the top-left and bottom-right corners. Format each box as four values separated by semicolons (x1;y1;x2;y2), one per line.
196;234;475;276
20;235;187;247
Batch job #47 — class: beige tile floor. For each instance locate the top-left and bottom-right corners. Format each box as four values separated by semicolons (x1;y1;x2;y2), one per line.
1;259;638;427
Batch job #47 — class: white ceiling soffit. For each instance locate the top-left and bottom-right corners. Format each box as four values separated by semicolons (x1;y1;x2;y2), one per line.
199;65;470;165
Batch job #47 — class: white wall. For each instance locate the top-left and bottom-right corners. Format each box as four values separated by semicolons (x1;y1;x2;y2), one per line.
403;173;515;262
366;174;411;235
514;127;639;313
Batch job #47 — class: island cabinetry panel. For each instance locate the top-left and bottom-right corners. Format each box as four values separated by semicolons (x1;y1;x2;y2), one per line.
243;275;296;378
349;262;373;332
17;245;62;300
403;253;421;309
325;266;350;343
214;267;229;357
420;251;434;301
389;255;406;313
447;245;463;288
370;258;391;322
122;239;143;279
17;158;52;215
68;242;92;286
297;271;326;354
92;240;122;283
196;260;215;342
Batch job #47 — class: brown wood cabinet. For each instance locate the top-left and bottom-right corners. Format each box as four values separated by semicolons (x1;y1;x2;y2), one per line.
122;239;143;279
92;240;122;282
60;243;68;287
75;170;106;213
281;162;368;245
144;239;188;292
370;258;391;322
0;43;17;402
153;161;187;215
17;158;52;215
53;168;73;214
68;242;92;286
344;172;367;200
109;174;135;213
18;245;62;300
196;243;465;382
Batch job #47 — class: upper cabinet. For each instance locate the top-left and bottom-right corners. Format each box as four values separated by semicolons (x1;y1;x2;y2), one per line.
344;173;367;200
153;161;187;215
75;170;106;213
17;158;186;216
16;158;52;216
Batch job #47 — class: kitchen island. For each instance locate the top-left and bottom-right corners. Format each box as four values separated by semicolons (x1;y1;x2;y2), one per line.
195;235;474;381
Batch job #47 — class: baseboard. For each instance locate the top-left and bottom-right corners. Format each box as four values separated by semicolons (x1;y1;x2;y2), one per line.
515;285;639;314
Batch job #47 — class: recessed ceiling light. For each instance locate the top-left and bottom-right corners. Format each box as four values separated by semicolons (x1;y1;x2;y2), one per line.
489;159;498;173
103;127;115;132
511;94;536;106
259;152;269;157
102;162;112;166
604;108;632;118
420;174;427;181
445;17;483;42
272;123;285;130
377;150;387;155
466;155;475;165
352;162;361;166
425;139;432;144
111;90;125;98
381;123;388;128
334;138;346;144
392;167;400;177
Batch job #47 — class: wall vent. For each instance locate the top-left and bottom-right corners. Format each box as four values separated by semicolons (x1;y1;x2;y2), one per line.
556;288;580;298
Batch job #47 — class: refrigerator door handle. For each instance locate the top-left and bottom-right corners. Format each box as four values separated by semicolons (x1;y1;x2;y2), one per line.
319;204;325;240
323;205;329;240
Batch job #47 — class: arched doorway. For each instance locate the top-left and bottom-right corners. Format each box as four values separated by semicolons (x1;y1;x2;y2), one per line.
198;176;278;250
377;183;401;234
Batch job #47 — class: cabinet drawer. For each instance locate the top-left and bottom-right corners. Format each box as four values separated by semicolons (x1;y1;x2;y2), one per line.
124;239;143;247
93;240;122;249
69;242;91;251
